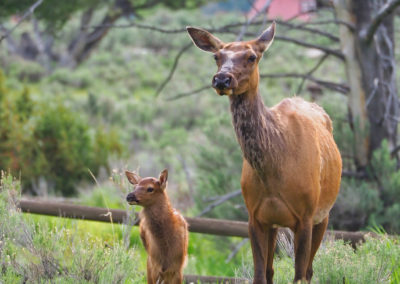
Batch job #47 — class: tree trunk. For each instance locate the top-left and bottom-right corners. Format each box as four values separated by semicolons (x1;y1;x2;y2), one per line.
60;6;122;68
60;0;135;68
334;0;399;170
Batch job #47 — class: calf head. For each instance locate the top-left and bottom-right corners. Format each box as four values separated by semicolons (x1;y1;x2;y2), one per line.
125;169;168;207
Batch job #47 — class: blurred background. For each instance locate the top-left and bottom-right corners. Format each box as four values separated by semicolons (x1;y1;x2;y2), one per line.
1;0;400;282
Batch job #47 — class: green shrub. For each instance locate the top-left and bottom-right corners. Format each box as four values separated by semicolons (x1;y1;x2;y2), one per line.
368;140;400;233
4;57;45;83
0;70;122;196
330;178;382;231
31;103;95;195
331;140;400;233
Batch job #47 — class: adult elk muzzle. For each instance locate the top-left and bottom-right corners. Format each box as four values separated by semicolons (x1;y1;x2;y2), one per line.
212;73;232;90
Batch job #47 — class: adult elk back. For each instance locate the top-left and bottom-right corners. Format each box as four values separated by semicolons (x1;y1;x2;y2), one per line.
187;23;342;283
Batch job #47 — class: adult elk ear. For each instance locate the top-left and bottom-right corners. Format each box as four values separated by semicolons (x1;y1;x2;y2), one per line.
125;171;141;185
253;22;276;54
158;169;168;190
186;27;224;53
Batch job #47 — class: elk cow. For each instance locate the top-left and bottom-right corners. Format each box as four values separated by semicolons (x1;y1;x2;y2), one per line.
187;23;342;283
126;169;188;284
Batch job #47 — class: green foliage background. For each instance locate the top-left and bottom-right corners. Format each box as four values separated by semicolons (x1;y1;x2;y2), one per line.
0;71;122;195
1;2;400;281
1;4;400;231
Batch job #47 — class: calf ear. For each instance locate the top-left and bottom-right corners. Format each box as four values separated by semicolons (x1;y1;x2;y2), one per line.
254;22;276;53
186;26;224;53
125;171;141;185
158;169;168;190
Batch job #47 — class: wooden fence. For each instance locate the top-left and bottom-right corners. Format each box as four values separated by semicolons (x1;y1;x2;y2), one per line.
17;198;379;283
18;199;374;247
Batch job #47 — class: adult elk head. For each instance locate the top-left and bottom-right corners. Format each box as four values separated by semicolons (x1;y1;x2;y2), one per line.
186;22;275;96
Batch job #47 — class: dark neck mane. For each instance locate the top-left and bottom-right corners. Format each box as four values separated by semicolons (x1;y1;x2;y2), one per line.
229;91;284;176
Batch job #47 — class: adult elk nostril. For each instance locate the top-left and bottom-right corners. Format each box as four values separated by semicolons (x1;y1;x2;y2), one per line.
212;77;223;89
213;74;231;89
223;77;231;87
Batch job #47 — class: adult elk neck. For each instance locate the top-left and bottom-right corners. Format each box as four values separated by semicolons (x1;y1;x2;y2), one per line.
229;89;285;178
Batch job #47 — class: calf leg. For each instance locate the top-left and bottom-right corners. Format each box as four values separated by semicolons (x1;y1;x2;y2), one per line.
146;258;156;284
306;216;329;281
293;220;313;282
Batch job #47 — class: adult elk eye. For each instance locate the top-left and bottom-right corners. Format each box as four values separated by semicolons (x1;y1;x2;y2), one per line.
147;187;154;193
248;55;256;62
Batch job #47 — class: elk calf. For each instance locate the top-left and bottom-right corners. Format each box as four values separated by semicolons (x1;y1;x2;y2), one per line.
125;169;188;284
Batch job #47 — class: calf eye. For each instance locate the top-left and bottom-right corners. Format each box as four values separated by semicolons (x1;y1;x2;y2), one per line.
213;54;218;61
248;55;256;62
147;187;154;193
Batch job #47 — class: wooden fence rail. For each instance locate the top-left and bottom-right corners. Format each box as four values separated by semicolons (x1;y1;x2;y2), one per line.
17;198;380;283
18;199;375;247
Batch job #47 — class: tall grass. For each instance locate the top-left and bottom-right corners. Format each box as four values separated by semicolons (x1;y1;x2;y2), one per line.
1;172;399;283
0;172;144;283
236;232;400;284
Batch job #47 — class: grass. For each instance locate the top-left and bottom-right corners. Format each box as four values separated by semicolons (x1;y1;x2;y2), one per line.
0;172;144;283
236;233;400;284
2;172;400;283
0;172;246;282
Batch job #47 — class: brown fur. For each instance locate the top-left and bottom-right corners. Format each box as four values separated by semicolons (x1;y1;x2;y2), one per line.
187;23;342;283
126;169;188;284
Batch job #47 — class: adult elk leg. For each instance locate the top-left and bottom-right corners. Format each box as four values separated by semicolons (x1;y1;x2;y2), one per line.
306;216;329;281
266;227;278;284
293;219;313;282
168;272;183;284
249;220;269;284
